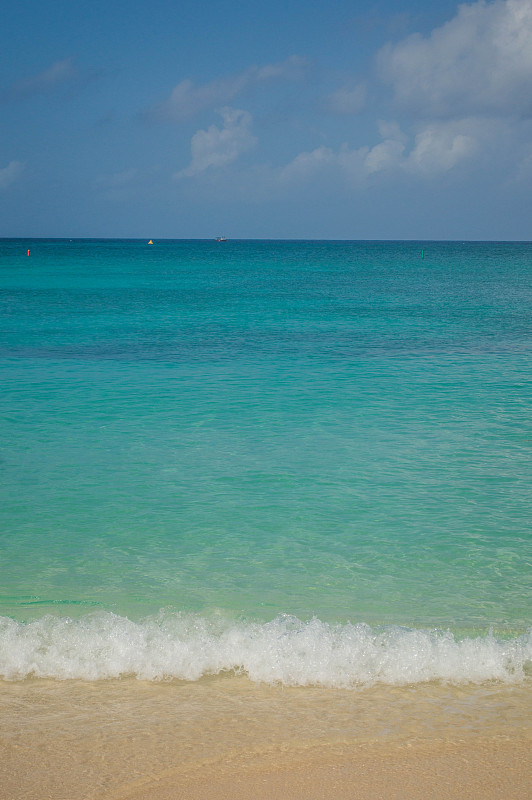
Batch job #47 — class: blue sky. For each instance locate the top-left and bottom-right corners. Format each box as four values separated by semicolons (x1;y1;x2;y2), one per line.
1;0;532;239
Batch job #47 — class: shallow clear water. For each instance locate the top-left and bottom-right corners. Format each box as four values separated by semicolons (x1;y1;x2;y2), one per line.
0;238;531;684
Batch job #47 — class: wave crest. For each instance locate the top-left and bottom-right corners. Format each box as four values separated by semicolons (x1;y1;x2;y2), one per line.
1;612;530;686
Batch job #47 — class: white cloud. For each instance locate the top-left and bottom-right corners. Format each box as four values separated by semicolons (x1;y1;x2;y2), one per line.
150;56;307;121
0;160;24;189
274;0;531;195
157;1;532;200
278;145;339;181
326;83;366;115
255;55;307;81
379;0;532;118
377;120;408;142
278;118;487;184
154;75;249;122
407;123;478;175
9;58;77;97
364;138;406;173
177;108;257;178
279;142;377;184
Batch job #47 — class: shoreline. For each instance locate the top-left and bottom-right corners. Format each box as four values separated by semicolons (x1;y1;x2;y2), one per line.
1;675;530;799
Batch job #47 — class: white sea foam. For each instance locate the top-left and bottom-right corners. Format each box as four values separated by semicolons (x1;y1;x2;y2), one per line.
0;612;530;686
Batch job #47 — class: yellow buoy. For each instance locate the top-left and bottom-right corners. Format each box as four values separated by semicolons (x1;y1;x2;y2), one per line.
148;240;153;244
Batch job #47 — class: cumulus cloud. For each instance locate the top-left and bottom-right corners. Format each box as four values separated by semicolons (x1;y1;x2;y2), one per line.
279;143;378;184
407;122;478;174
274;0;530;191
364;137;406;174
279;143;375;184
254;55;307;81
177;107;257;178
379;0;532;118
152;75;249;122
8;58;77;98
326;84;367;115
279;146;339;181
159;1;532;195
279;117;488;184
148;56;307;121
0;160;24;189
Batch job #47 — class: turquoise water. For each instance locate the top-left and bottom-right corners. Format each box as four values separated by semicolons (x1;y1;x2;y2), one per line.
1;239;531;684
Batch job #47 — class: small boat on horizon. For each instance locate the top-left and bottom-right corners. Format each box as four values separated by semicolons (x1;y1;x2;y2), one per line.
215;236;227;242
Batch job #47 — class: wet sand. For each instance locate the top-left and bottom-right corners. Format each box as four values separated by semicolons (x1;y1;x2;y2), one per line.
121;739;532;800
1;676;530;799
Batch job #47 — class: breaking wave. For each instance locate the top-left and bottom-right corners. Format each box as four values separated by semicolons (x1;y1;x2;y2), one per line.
1;612;530;687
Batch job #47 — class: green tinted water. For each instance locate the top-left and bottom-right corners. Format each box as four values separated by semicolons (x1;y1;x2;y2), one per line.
1;240;531;634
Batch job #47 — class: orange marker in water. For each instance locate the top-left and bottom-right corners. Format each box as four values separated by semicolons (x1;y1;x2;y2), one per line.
27;249;30;256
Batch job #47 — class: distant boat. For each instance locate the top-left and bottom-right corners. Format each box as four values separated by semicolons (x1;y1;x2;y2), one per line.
215;236;227;242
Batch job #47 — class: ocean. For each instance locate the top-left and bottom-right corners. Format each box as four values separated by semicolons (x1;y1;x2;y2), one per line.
0;238;531;687
1;238;531;797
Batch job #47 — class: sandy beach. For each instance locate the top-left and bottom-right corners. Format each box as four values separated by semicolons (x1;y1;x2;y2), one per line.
119;739;532;800
1;675;530;799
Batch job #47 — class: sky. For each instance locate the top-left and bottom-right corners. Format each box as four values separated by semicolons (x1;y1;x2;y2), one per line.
1;0;532;239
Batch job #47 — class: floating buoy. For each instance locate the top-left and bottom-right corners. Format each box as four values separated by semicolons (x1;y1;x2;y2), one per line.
27;249;30;256
148;240;153;244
